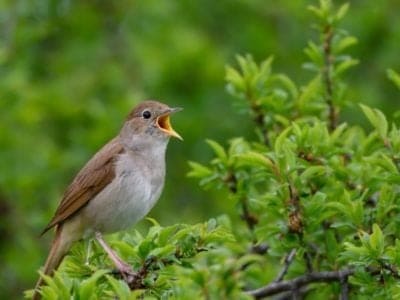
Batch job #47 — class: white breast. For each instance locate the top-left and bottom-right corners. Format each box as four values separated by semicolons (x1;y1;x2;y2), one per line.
79;151;165;237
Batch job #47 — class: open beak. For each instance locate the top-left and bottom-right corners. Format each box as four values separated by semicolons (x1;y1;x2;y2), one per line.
156;107;183;140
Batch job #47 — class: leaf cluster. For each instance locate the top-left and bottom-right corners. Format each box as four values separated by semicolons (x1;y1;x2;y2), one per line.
27;1;400;298
188;1;400;298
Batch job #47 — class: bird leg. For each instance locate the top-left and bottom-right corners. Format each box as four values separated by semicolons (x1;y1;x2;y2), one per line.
95;231;136;281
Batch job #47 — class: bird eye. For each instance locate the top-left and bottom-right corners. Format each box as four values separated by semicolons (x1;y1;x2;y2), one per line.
142;110;151;119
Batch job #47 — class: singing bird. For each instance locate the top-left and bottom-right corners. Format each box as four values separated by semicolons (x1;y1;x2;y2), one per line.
33;100;182;299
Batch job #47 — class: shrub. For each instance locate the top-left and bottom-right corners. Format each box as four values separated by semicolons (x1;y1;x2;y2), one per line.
28;1;400;298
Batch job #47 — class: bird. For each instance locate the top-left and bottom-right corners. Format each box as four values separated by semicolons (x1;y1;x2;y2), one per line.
33;100;182;299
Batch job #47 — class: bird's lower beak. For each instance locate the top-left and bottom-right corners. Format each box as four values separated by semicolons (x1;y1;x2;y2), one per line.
157;107;183;140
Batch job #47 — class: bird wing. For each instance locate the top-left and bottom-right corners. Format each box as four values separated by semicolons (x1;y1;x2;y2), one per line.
41;137;124;235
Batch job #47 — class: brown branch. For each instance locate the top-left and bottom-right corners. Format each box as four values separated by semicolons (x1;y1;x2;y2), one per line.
126;256;156;289
121;247;210;290
303;250;313;273
287;183;303;234
240;195;259;232
275;287;310;300
246;268;354;298
322;25;337;131
339;272;349;300
274;249;297;282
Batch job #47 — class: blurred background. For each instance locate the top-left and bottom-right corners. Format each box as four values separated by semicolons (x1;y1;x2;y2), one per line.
1;0;400;298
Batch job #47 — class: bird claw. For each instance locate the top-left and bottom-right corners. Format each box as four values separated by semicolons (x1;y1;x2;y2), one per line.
115;263;136;281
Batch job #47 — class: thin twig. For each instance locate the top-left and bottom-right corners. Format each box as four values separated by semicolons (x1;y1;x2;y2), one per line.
287;183;302;234
304;251;313;273
340;273;349;300
240;195;259;232
322;24;337;131
275;287;310;300
275;249;297;282
246;268;354;298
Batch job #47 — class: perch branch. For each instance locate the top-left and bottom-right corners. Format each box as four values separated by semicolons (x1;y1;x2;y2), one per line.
246;268;354;298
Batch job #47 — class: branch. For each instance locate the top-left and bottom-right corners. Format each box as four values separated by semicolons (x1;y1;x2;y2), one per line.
274;249;297;282
246;268;354;298
287;183;302;234
275;287;311;300
339;272;349;300
322;24;337;131
240;195;259;232
118;247;209;290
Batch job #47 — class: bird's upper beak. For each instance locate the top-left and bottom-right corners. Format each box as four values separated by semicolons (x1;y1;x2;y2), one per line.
156;107;183;140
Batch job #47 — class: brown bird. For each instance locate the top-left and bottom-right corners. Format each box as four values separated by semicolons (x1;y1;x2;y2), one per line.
33;100;182;299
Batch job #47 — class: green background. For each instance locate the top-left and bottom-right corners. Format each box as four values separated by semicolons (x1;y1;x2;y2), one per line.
1;0;399;298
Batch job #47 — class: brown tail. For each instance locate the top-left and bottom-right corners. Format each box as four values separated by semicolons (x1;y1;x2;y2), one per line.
33;226;72;300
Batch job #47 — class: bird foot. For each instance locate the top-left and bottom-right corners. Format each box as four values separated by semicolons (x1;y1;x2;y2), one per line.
117;266;145;289
118;263;135;276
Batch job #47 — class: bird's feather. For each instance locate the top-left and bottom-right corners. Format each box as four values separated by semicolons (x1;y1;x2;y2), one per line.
41;137;124;234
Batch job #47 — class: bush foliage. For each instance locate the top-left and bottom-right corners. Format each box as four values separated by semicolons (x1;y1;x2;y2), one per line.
24;1;400;299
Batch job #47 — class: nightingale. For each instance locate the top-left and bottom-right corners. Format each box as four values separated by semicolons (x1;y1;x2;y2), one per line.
33;100;182;299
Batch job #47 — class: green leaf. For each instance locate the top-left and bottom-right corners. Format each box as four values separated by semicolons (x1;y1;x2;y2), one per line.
335;3;349;21
273;73;299;100
259;56;274;78
79;270;108;300
304;41;323;65
206;139;228;162
225;66;245;94
334;58;359;77
387;69;400;90
38;272;70;300
274;126;292;155
342;241;370;260
308;5;324;19
234;151;274;169
297;76;322;110
150;244;176;257
106;276;131;299
187;161;213;178
158;224;180;246
369;223;384;256
335;36;358;53
146;217;160;227
325;230;339;262
300;166;329;181
331;122;347;142
138;239;156;259
369;154;397;173
228;137;251;157
360;104;388;139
